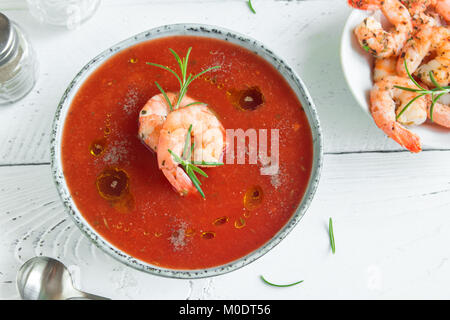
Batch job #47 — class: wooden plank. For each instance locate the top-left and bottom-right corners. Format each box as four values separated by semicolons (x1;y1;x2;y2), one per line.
0;164;197;299
2;1;438;166
1;151;449;299
2;0;324;11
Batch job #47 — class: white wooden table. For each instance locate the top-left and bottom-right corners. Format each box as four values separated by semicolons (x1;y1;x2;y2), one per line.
0;0;449;300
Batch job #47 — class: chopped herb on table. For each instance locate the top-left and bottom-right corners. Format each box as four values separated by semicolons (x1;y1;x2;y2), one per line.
329;217;335;254
248;0;256;14
260;275;303;288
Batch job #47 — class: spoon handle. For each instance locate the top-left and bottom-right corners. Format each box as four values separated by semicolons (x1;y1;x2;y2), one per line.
78;291;111;300
66;290;110;300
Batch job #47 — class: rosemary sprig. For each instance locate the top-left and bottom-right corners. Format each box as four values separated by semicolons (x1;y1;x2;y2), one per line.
394;59;450;122
147;47;220;110
260;275;303;288
168;124;224;199
248;0;256;14
329;217;335;254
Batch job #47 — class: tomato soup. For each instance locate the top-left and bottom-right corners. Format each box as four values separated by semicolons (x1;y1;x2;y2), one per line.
62;36;313;269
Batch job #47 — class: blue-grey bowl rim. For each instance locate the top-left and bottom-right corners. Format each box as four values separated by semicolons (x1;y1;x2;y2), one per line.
50;23;323;279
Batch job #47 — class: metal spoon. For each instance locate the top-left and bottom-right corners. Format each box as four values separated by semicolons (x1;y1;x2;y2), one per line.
16;256;110;300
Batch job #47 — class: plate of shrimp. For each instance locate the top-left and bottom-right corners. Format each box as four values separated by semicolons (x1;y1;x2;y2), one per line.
341;0;450;152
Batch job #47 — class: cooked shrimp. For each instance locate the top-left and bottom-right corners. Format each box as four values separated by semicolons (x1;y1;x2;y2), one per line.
402;0;450;24
370;76;426;152
400;0;436;15
434;0;450;22
399;0;438;28
397;24;436;77
426;95;450;127
138;93;197;152
157;104;226;196
374;56;398;81
416;30;450;86
397;89;429;126
352;0;413;58
348;0;382;10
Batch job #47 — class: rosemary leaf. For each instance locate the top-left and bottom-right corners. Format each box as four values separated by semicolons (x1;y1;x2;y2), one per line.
393;85;420;92
260;276;303;288
189;167;202;186
182;124;193;161
404;59;425;91
396;93;427;120
430;92;446;122
329;217;335;254
188;169;205;198
191;165;209;178
429;71;444;90
190;66;221;84
168;149;184;164
183;102;206;108
395;59;450;121
146;62;182;87
192;161;224;166
147;48;220;110
183;47;192;83
248;0;256;14
169;48;183;72
154;81;173;111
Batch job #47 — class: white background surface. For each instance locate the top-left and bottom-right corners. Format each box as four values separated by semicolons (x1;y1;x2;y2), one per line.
0;0;449;300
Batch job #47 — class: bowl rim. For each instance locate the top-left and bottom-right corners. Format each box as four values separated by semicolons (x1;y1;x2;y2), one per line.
50;23;323;279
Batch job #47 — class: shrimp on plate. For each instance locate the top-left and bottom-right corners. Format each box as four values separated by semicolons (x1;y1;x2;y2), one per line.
373;56;398;81
370;76;428;152
397;26;450;77
157;103;226;197
396;25;436;77
350;0;413;58
434;0;450;22
399;0;438;28
348;0;450;152
399;0;450;23
403;0;450;24
426;95;450;127
138;93;197;152
400;0;436;15
416;30;450;86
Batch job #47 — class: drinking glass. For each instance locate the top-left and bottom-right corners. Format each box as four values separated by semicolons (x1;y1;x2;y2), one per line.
26;0;101;29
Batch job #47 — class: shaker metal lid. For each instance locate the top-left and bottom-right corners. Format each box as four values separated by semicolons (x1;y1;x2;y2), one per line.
0;12;18;67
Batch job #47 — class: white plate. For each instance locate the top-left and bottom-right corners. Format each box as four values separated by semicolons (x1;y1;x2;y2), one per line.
340;10;449;149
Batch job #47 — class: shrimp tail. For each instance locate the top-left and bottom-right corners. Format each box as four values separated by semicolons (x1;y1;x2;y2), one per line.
161;166;200;197
371;104;422;153
390;122;422;153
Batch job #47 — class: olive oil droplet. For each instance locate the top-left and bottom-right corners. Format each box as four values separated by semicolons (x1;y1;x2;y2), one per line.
244;186;264;211
90;138;107;157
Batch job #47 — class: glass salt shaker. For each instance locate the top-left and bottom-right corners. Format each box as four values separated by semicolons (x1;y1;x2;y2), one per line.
0;12;38;105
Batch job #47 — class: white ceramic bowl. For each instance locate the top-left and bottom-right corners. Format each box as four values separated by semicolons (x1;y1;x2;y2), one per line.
341;10;449;148
51;24;323;279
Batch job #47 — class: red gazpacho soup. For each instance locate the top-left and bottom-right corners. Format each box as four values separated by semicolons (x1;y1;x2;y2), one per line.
62;36;313;270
